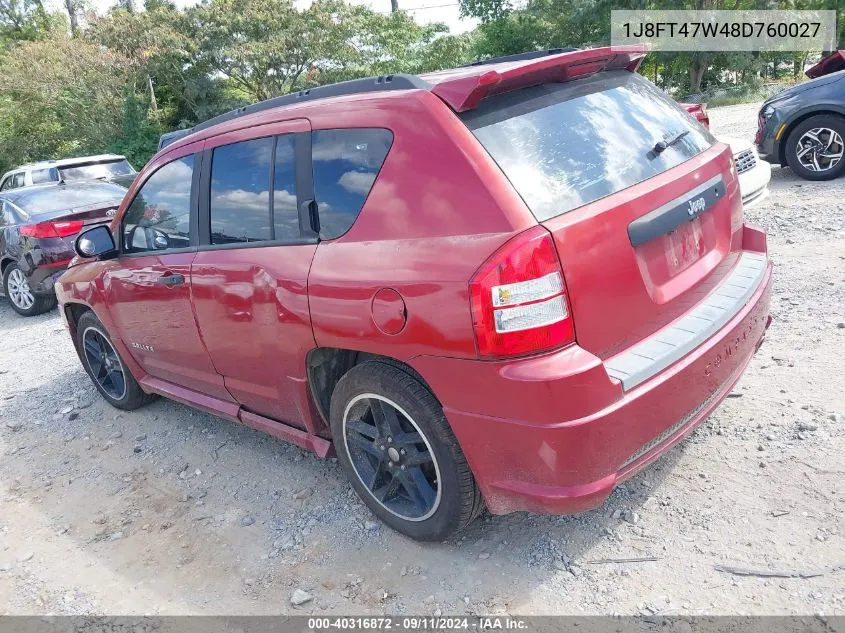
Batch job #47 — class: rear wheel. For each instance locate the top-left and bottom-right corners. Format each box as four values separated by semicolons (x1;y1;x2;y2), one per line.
785;115;845;181
3;263;56;317
75;311;153;410
330;361;483;541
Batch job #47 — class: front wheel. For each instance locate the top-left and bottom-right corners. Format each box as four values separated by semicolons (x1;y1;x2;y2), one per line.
75;311;153;410
785;115;845;181
3;263;56;316
330;361;483;541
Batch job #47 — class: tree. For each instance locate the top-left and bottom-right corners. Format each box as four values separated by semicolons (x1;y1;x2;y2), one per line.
0;0;53;46
109;88;162;167
63;0;78;35
0;33;132;172
187;0;471;101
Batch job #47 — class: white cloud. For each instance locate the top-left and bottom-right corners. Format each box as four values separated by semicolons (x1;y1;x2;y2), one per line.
212;188;269;213
338;171;376;196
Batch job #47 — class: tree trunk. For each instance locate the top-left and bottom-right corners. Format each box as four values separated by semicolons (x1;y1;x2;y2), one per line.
390;0;398;12
689;57;707;94
147;76;158;113
64;0;78;36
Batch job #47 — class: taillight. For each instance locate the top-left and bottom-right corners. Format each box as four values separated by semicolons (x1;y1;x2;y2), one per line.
20;220;84;239
469;226;575;359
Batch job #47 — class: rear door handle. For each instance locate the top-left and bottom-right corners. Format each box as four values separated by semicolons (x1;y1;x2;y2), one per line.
158;273;185;287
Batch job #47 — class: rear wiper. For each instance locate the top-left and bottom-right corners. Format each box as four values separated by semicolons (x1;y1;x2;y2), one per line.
653;130;690;154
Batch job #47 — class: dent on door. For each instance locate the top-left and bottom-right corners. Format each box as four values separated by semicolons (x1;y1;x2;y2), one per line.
105;252;233;400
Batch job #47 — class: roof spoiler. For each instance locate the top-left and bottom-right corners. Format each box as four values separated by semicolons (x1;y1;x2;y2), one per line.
430;46;648;112
806;50;845;79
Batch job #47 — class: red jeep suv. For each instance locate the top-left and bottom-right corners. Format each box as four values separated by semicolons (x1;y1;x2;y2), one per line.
57;47;773;541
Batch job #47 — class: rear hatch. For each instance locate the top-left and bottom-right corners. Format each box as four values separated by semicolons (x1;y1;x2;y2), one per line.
459;66;742;359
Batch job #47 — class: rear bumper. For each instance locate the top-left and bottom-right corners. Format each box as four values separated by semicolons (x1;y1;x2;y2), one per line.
411;229;773;516
19;236;74;295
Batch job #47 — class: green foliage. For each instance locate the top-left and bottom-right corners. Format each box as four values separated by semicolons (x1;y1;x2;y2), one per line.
108;89;162;168
0;33;131;173
0;0;476;173
185;0;473;100
0;0;53;47
0;0;837;174
463;0;835;95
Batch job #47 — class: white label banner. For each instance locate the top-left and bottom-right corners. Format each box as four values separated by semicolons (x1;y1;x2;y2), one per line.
611;10;837;51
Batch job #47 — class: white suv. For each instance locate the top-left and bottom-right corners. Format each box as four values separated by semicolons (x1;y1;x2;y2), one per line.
0;154;135;192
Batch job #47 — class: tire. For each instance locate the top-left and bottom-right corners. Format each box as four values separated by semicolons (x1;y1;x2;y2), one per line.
785;114;845;181
330;361;483;541
75;311;153;410
3;263;56;317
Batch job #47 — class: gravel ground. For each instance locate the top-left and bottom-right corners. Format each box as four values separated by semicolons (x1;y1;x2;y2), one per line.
1;101;844;616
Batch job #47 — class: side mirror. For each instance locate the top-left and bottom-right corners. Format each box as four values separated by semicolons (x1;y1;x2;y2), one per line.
152;229;169;250
75;225;117;259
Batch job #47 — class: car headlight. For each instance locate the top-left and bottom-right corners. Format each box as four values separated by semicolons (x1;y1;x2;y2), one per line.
761;104;775;121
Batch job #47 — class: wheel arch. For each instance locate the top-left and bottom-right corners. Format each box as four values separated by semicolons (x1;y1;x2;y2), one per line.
63;300;149;389
0;256;16;277
306;348;436;435
778;107;845;166
63;301;93;342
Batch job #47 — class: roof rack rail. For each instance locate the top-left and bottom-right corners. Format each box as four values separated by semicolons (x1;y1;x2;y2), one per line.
188;74;429;136
462;48;580;67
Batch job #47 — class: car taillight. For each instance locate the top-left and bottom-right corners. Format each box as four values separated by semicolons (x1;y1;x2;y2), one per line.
469;226;575;359
20;220;84;238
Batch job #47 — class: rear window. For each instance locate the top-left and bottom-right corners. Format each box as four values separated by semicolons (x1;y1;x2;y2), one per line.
59;159;135;181
16;184;126;215
461;71;714;221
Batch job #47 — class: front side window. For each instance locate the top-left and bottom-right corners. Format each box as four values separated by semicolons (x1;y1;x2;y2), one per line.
11;173;25;189
210;137;273;244
461;71;715;221
122;155;194;254
312;129;393;239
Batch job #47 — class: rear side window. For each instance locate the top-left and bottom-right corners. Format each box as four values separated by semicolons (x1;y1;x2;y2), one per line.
30;168;55;184
312;129;392;239
210;137;273;244
461;71;715;221
123;155;194;253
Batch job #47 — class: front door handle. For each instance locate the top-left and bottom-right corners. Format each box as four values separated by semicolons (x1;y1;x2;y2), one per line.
158;273;185;287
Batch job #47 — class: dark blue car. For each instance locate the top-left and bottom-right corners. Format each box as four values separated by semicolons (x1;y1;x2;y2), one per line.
756;52;845;181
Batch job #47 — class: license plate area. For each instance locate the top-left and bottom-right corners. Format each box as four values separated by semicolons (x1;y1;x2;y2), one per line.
664;217;705;275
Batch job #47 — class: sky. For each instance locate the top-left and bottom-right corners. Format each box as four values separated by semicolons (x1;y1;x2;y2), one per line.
46;0;477;34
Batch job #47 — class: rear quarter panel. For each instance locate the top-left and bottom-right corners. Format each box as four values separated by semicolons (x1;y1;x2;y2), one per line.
305;91;537;360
